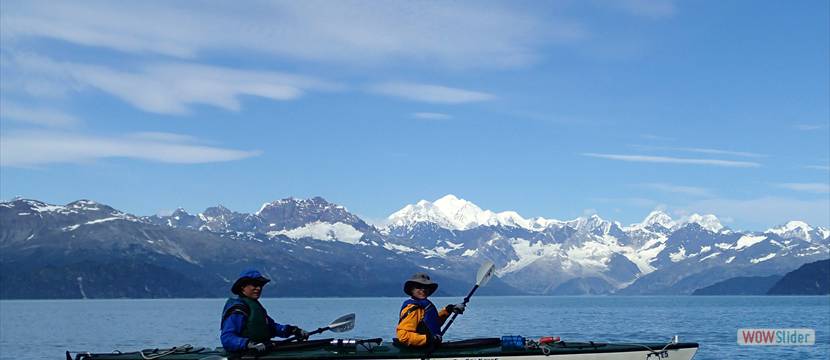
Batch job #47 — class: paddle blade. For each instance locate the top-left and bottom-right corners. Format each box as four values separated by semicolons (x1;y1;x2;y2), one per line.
328;313;355;333
476;260;496;286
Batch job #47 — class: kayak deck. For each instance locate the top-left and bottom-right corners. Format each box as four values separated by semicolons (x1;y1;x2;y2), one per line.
71;338;699;360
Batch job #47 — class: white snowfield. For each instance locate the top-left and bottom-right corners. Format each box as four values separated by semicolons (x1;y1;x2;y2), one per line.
387;195;557;231
388;195;729;235
735;235;767;250
750;253;777;264
270;221;364;244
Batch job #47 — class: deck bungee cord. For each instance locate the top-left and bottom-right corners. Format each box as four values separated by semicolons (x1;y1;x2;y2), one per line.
612;336;682;360
137;345;197;360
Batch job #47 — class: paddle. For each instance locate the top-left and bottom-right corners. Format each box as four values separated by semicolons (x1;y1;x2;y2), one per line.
439;260;496;336
279;313;356;343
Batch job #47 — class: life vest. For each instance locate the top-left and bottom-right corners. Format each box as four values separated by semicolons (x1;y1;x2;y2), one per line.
399;299;442;336
222;296;271;343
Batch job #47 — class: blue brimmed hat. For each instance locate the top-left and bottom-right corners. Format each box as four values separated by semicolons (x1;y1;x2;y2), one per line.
231;269;271;295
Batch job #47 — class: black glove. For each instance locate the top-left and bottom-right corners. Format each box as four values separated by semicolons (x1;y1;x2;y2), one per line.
247;341;267;352
446;303;465;314
429;334;443;345
285;325;309;340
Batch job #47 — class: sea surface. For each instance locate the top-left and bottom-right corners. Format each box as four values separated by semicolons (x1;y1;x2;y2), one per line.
1;296;828;359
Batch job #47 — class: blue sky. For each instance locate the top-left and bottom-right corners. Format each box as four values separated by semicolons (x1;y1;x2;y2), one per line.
1;0;828;230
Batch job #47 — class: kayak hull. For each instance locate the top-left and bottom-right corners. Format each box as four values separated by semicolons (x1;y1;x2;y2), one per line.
71;339;699;360
353;349;698;360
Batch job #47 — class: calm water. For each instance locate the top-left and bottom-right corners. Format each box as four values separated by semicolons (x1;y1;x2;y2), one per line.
1;296;828;359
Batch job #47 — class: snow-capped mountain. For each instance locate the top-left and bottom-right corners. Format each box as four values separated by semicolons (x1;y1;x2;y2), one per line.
385;199;651;294
382;195;829;295
1;198;144;246
388;196;728;235
1;197;520;299
766;221;827;242
680;214;725;233
387;195;553;231
3;198;137;223
144;197;377;246
1;195;828;298
639;210;675;229
256;197;370;231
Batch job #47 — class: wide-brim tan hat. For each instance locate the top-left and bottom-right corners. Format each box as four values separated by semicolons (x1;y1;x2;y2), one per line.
404;272;438;296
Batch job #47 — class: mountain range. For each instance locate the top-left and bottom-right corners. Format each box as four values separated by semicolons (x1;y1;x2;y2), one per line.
1;195;828;299
692;259;829;295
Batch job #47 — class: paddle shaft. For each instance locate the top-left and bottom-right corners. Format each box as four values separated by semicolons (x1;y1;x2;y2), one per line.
439;284;480;335
279;325;328;343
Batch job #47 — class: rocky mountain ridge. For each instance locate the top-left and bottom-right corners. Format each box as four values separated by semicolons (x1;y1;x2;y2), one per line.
692;259;829;295
1;195;828;298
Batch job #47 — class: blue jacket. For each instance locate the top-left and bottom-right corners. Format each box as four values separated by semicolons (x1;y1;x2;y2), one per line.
220;297;293;351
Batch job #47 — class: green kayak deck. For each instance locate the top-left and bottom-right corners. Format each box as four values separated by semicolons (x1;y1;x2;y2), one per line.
70;338;700;360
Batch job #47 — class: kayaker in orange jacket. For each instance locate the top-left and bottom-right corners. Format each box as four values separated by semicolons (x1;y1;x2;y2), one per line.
395;272;465;347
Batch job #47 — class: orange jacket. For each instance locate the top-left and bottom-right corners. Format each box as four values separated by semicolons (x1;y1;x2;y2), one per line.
395;303;450;347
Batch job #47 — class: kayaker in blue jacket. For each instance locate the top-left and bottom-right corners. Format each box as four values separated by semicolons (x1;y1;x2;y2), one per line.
221;269;309;352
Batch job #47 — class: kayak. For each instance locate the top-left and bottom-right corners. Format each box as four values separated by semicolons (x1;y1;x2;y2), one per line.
67;337;699;360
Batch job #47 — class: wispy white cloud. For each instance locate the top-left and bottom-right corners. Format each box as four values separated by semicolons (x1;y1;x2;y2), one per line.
777;183;830;194
411;112;452;120
0;1;585;69
362;216;392;227
127;132;201;143
0;101;78;127
676;147;764;158
371;83;495;104
805;165;830;171
582;153;761;168
631;144;764;158
4;53;339;114
0;52;71;97
640;183;712;197
795;123;827;131
682;196;830;228
0;130;261;167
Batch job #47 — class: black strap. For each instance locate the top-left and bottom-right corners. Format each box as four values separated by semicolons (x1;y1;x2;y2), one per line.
398;304;420;323
222;303;250;325
399;303;435;323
